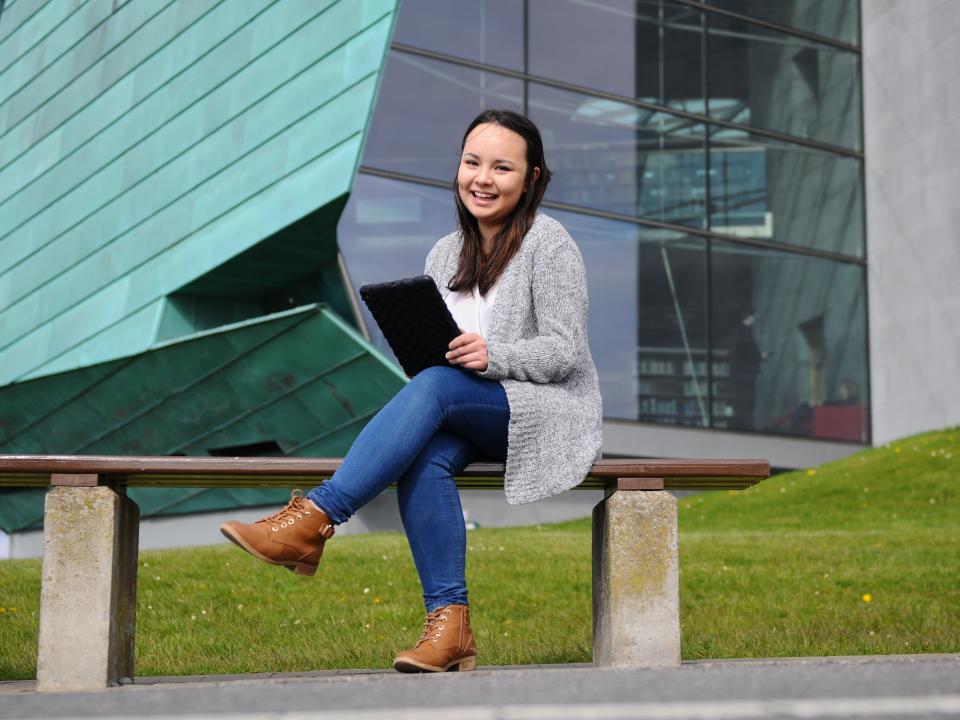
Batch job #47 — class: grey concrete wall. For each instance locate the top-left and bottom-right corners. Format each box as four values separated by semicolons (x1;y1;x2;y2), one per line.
602;418;862;470
863;0;960;444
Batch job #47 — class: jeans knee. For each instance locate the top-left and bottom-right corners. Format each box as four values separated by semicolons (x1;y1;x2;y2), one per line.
409;365;460;393
404;366;462;408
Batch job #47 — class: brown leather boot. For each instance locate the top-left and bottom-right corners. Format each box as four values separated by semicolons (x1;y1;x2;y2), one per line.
393;604;477;673
220;490;335;576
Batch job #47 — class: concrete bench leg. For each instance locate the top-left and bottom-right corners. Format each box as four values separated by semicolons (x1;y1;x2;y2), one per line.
37;484;139;691
592;484;680;667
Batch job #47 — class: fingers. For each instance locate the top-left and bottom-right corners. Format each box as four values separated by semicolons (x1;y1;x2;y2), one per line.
445;333;488;370
450;351;486;368
448;332;481;350
447;334;484;359
446;346;486;364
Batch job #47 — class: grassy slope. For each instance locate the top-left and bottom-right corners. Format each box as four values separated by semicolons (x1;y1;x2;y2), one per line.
0;428;956;678
678;427;959;659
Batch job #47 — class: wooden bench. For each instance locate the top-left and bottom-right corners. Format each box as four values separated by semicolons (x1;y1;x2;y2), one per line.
0;454;769;691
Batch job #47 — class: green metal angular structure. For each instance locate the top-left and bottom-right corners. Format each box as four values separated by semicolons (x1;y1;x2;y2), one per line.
0;0;403;532
0;305;406;533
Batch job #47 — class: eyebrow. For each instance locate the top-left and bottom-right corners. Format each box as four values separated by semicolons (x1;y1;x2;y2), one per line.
463;152;516;165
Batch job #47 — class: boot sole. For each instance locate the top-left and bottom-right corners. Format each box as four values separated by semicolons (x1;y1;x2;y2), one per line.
219;524;318;576
393;654;477;673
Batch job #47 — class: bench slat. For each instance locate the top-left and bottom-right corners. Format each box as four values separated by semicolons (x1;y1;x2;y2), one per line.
0;475;763;490
0;455;769;491
0;454;770;476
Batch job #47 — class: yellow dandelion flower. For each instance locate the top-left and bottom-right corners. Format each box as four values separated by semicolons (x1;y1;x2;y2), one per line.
373;597;381;604
807;468;816;476
894;447;902;454
862;594;873;603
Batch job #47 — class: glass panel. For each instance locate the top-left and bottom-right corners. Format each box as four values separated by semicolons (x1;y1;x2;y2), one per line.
363;52;524;181
528;0;702;112
708;125;864;258
706;12;861;150
337;174;456;360
711;240;869;441
549;209;708;426
392;0;524;70
530;83;706;228
706;0;859;46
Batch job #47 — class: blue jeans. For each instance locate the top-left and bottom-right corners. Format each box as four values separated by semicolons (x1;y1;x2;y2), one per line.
307;366;509;612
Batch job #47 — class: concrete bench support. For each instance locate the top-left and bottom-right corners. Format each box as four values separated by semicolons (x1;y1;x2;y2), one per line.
37;483;140;691
592;481;680;667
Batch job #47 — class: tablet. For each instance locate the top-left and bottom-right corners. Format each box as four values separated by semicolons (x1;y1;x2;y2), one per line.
359;275;461;377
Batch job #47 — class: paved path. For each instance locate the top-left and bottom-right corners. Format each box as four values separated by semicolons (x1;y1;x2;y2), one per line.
2;654;959;720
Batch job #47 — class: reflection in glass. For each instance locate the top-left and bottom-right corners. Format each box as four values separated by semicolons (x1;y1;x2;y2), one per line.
393;0;524;70
706;0;859;46
347;2;868;440
337;174;456;360
711;240;868;441
363;52;524;181
706;13;861;150
550;210;707;426
530;83;706;228
528;0;702;111
709;125;864;258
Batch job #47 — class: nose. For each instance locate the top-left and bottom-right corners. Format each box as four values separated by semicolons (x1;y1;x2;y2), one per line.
476;165;492;185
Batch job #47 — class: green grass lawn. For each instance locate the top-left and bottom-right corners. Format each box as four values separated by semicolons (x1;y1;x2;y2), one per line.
1;428;957;679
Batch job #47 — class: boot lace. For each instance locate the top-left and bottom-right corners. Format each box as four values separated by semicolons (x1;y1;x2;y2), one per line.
415;607;449;647
261;490;312;531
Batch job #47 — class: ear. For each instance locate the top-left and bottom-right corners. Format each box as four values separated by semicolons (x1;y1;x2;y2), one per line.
528;166;541;190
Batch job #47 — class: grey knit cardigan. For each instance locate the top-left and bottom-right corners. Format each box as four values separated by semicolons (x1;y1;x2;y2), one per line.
424;212;603;504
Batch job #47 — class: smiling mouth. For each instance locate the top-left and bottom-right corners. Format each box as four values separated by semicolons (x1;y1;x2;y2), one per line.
471;191;497;200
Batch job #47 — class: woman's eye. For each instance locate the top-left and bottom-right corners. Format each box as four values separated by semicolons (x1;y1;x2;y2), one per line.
497;166;510;171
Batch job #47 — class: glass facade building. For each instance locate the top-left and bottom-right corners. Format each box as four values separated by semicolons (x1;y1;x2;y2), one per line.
340;0;869;443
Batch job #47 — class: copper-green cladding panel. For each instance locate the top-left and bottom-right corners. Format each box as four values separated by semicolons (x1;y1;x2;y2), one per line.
0;0;399;385
0;303;408;533
172;193;357;327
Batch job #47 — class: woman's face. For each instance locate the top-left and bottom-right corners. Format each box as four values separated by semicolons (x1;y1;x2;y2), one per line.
457;123;540;230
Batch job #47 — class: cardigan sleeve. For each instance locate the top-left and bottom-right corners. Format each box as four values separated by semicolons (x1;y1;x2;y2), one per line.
424;232;461;290
476;237;589;384
424;239;443;281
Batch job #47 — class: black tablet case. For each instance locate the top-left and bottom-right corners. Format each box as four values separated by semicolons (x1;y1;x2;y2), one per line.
359;275;461;377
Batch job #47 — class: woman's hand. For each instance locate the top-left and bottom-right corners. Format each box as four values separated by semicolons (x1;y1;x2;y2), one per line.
446;333;488;371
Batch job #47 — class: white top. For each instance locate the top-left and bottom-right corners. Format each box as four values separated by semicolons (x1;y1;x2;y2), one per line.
444;281;499;338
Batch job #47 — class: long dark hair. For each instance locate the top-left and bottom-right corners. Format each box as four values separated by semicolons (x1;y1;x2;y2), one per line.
449;109;552;296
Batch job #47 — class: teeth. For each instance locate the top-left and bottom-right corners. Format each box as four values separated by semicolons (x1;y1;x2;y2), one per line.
473;192;495;199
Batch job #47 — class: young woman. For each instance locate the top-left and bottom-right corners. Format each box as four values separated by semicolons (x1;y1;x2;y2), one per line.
221;109;603;673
